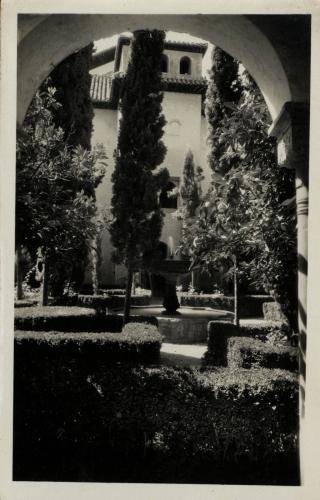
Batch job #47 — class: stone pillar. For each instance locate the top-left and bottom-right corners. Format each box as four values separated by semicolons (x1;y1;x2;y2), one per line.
269;101;309;480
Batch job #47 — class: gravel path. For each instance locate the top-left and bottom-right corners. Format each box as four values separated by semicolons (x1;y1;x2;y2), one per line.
160;342;207;367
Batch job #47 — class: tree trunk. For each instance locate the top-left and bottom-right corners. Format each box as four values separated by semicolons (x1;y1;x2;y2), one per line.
39;256;49;306
16;246;24;300
123;264;133;326
233;263;239;327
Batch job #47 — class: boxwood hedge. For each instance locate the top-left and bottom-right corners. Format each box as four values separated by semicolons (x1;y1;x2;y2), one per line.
13;353;299;484
14;306;157;332
204;320;291;366
14;322;162;365
180;294;274;318
227;337;298;371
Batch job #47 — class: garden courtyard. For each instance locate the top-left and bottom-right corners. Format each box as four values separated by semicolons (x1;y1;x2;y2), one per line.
11;14;311;487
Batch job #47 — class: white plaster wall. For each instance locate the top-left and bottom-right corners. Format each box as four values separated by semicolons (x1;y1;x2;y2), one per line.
91;61;114;75
162;91;202;172
91;108;118;285
90;88;208;285
119;45;131;72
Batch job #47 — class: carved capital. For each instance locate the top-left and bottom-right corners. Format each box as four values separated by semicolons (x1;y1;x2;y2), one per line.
269;102;309;185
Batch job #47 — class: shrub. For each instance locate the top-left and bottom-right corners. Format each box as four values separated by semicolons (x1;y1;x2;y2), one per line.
14;306;158;332
14;323;162;365
77;293;151;311
204;320;291;366
13;357;299;484
180;294;274;318
227;337;298;371
263;302;288;322
14;300;37;308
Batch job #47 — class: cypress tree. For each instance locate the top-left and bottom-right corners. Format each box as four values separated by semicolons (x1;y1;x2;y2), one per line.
49;43;94;153
205;47;242;174
110;30;169;324
180;150;202;218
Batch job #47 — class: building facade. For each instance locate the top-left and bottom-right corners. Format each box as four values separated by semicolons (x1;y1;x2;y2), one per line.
90;35;211;287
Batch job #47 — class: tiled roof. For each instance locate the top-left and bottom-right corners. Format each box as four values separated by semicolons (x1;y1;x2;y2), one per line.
164;40;208;54
91;74;114;102
90;73;208;105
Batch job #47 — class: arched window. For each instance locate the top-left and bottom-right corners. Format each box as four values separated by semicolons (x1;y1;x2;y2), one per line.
161;54;169;73
180;56;191;75
160;181;178;209
166;119;181;137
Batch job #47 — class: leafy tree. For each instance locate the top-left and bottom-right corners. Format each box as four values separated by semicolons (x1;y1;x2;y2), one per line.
214;71;297;330
38;44;96;295
16;87;107;304
182;49;297;329
183;166;256;325
110;29;169;324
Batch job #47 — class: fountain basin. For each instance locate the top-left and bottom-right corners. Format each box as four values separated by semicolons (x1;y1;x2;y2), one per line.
114;305;234;344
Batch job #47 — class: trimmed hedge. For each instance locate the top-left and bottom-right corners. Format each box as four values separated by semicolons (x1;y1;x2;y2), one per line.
13;352;299;484
77;293;151;311
263;302;287;322
180;294;274;318
227;337;298;371
14;306;158;332
14;299;38;308
15;323;162;364
204;320;291;366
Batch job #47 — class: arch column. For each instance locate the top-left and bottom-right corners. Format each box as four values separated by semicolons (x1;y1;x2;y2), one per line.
269;101;309;359
269;101;309;480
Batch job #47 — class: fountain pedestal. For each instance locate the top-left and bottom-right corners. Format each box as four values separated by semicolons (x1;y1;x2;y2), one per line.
149;259;192;315
163;280;180;314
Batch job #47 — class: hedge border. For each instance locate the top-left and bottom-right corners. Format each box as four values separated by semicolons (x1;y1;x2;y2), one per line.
227;336;298;371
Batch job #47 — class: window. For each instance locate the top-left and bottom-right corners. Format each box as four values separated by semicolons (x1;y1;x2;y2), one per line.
161;54;169;73
166;119;181;137
180;56;191;75
160;181;178;209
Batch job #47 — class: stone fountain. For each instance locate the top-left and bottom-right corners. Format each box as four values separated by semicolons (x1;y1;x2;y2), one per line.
127;237;234;343
149;237;191;315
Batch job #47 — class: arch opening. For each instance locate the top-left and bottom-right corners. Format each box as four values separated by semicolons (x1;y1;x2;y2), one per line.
161;54;169;73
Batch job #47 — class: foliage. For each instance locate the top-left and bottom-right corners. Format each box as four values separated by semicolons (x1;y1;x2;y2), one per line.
179;150;203;218
204;319;291;367
38;44;97;294
179;47;297;330
14;353;299;483
205;47;242;175
110;30;169;323
14;305;158;332
15;322;162;363
47;44;94;153
227;336;298;371
213;71;298;329
16;87;107;297
180;293;274;318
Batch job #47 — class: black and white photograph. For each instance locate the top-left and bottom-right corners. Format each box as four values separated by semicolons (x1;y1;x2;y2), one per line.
1;1;320;499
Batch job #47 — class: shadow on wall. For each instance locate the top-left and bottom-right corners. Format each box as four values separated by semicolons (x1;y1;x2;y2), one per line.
298;252;307;417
